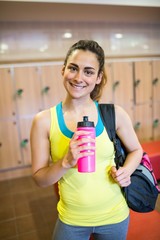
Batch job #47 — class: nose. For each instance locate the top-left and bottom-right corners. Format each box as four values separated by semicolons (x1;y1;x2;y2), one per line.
74;70;83;82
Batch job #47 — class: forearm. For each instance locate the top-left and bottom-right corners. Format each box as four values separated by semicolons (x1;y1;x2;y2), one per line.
123;148;143;175
32;159;68;187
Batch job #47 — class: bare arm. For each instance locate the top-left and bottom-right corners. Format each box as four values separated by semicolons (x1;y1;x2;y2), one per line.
30;110;68;187
111;105;143;187
30;110;95;187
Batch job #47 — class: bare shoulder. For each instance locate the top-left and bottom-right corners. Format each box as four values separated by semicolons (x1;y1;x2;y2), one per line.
114;105;133;130
31;109;51;135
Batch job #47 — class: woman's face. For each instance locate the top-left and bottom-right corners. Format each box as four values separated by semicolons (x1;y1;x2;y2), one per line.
62;49;102;100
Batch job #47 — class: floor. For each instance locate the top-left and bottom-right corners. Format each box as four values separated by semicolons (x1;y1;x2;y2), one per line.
0;176;58;240
0;176;160;240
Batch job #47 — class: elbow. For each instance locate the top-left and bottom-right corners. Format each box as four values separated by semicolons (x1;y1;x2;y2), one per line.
136;146;143;159
32;172;48;188
140;145;143;157
136;146;143;164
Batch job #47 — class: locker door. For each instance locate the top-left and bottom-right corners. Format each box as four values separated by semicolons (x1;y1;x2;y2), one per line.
112;62;134;107
122;105;134;124
152;60;160;102
0;68;23;170
153;102;160;140
134;61;152;104
100;63;113;103
41;64;66;108
0;68;16;118
19;117;33;166
14;66;43;116
0;120;22;169
134;104;153;142
13;66;43;167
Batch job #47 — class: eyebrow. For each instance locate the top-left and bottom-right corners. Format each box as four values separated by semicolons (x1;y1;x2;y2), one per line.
69;63;95;70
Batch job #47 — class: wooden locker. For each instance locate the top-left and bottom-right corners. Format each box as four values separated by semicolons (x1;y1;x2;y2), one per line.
100;63;113;103
0;68;16;118
121;104;134;124
152;60;160;102
0;68;23;170
40;64;66;108
134;61;152;104
14;66;43;116
18;117;33;166
134;104;153;142
0;120;22;169
153;102;160;140
112;62;134;107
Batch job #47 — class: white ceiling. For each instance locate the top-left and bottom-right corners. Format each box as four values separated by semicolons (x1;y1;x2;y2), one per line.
1;1;159;23
0;1;160;63
4;0;160;7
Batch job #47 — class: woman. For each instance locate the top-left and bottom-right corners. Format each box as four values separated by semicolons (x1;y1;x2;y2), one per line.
30;40;143;240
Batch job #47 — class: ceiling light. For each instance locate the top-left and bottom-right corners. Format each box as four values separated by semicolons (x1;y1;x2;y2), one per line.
39;44;48;52
115;33;123;39
63;32;72;39
0;43;9;51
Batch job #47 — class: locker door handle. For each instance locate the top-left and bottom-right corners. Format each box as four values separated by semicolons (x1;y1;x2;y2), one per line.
42;86;50;94
20;139;29;148
113;81;120;91
16;89;24;96
153;119;159;128
152;78;159;85
134;79;141;87
134;122;141;130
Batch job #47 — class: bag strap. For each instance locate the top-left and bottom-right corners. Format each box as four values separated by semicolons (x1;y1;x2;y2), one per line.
98;103;125;169
98;103;116;142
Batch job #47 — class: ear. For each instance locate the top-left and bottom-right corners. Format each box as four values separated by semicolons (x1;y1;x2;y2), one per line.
96;72;103;84
61;65;65;76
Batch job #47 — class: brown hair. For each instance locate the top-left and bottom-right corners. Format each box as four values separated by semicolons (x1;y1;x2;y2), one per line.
64;40;107;102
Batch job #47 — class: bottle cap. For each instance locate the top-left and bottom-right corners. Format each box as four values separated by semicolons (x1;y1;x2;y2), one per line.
77;116;95;127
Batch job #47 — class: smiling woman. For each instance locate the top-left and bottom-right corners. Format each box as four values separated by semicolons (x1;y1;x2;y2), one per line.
62;49;103;101
30;40;143;240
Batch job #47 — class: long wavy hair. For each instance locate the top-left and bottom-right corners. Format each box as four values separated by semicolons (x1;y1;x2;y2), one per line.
63;40;107;102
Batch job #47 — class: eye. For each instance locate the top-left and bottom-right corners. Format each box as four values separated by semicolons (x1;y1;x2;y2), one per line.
68;66;77;72
84;69;94;76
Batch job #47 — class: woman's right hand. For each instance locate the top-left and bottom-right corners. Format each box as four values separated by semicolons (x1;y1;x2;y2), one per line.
62;130;95;169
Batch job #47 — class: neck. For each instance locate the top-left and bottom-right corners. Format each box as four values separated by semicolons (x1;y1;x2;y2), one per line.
62;97;95;113
61;97;98;130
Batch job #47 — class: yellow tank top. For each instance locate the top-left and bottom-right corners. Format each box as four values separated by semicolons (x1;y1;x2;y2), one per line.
49;102;129;226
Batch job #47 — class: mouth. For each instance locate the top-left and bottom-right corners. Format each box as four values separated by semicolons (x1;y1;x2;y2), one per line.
69;82;86;89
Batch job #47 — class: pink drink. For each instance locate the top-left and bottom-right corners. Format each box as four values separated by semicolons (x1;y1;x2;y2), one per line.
77;116;95;173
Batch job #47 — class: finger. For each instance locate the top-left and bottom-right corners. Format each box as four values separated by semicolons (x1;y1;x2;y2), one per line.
69;139;78;150
78;138;95;147
79;146;95;153
110;166;117;179
78;151;95;159
74;130;95;139
111;166;117;173
116;172;131;185
119;178;131;187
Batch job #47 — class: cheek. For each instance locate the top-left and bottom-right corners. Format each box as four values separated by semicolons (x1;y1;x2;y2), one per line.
88;77;99;85
63;71;75;80
63;73;72;88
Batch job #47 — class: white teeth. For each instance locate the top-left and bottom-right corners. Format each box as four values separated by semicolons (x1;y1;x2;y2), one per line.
70;83;85;88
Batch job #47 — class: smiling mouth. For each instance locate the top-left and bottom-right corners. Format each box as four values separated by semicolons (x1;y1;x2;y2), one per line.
70;82;86;89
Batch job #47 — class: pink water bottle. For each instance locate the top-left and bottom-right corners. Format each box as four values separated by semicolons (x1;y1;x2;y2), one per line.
77;116;95;173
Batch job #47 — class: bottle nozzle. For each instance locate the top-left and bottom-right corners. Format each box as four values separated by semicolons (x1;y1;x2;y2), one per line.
83;116;88;122
77;116;94;127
